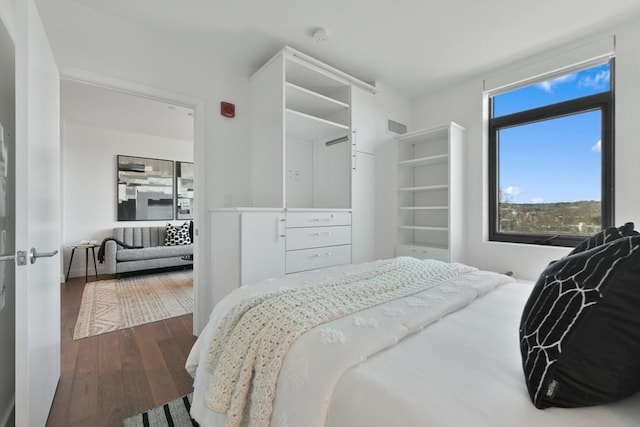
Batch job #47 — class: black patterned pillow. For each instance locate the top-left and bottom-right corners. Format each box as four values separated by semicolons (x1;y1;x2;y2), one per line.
568;222;637;256
520;235;640;408
165;222;192;246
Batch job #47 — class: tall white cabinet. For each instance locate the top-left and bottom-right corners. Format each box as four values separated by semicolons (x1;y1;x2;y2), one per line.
395;123;465;262
350;85;377;264
210;47;378;305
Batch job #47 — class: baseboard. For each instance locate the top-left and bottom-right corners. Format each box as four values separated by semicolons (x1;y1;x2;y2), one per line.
67;266;103;280
1;397;15;427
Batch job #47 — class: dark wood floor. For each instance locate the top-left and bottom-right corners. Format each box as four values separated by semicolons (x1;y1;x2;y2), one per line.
46;274;197;427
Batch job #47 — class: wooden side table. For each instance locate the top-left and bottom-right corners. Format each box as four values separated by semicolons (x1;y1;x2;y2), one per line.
66;243;99;283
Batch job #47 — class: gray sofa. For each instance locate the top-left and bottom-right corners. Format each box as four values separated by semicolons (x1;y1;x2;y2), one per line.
103;226;193;275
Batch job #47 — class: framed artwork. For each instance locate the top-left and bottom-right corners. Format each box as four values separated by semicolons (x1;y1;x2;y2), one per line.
117;155;174;221
176;161;194;220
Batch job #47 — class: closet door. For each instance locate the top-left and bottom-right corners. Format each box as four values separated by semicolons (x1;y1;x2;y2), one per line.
350;86;377;154
240;212;286;285
351;151;376;264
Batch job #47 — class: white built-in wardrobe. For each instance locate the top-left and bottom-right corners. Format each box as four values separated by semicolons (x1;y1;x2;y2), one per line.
210;47;377;305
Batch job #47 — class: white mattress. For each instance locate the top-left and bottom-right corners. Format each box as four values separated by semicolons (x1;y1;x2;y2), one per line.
187;260;640;427
326;281;640;427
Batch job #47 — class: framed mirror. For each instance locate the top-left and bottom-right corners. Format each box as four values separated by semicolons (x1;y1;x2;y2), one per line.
176;161;194;220
117;155;174;221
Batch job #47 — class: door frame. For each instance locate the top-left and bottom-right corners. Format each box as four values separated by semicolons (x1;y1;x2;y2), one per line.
59;67;208;335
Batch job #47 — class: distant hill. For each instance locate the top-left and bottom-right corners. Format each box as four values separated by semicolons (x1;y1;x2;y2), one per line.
498;201;600;235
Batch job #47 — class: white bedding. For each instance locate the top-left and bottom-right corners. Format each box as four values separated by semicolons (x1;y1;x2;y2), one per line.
186;259;640;427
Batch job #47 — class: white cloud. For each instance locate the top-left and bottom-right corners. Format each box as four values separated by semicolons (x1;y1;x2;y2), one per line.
502;186;521;195
532;197;544;203
580;70;610;90
536;73;577;93
592;139;601;153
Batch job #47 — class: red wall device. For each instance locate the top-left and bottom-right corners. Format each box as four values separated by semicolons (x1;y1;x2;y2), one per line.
220;101;235;118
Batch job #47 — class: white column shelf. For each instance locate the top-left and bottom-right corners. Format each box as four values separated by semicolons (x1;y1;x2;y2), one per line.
395;122;466;262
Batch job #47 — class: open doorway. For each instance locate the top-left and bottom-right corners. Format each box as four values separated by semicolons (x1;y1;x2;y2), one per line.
60;79;197;332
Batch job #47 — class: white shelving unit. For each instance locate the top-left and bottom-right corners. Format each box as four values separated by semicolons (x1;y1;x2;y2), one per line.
250;49;353;210
211;47;380;306
395;122;466;262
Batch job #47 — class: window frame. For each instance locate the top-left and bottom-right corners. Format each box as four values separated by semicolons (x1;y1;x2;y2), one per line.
488;60;615;247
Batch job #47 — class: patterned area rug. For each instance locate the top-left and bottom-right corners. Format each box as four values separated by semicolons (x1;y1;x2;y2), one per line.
122;394;198;427
73;270;193;340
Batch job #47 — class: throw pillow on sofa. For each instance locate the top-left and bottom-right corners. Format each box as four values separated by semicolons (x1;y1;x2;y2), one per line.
165;222;192;246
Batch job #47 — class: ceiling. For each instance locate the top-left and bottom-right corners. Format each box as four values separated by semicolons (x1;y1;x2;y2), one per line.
49;0;640;141
64;0;640;97
61;79;194;141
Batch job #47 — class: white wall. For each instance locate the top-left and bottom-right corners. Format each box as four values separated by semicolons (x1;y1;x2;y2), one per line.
409;16;640;280
372;82;413;260
62;122;193;278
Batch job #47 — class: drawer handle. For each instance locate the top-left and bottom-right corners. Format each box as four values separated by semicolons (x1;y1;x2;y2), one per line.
309;232;331;237
310;217;332;223
311;252;331;258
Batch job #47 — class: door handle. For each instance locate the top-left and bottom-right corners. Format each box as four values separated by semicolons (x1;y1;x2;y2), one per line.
277;218;287;240
29;248;59;264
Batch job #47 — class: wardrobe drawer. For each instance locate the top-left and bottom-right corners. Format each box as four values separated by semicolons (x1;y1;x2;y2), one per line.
286;226;351;251
286;244;352;274
286;211;351;228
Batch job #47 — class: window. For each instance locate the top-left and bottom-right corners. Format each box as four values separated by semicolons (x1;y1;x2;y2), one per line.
488;60;614;247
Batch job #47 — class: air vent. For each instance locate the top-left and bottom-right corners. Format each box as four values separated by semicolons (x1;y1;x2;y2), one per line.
386;118;407;135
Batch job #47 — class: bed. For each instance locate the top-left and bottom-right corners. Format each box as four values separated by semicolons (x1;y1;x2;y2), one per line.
186;256;640;427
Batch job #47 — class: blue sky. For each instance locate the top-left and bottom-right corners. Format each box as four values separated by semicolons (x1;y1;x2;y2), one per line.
494;62;610;204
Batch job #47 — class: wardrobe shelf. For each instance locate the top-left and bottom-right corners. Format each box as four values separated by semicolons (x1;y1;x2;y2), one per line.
398;225;449;232
286;82;349;123
399;206;448;210
286;58;350;104
398;184;449;192
398;154;448;168
286;109;349;141
400;242;449;251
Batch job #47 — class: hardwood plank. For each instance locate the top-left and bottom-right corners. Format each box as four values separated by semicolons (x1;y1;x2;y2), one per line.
158;336;195;396
119;327;155;417
66;335;99;425
97;332;126;426
164;315;197;360
46;377;71;427
47;280;84;426
134;321;180;405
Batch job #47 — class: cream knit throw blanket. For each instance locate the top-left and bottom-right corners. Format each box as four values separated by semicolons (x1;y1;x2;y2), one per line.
205;257;476;427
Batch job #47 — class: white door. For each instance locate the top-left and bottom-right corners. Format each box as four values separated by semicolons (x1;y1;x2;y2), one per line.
351;151;376;264
8;1;60;426
350;86;377;155
0;6;16;426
